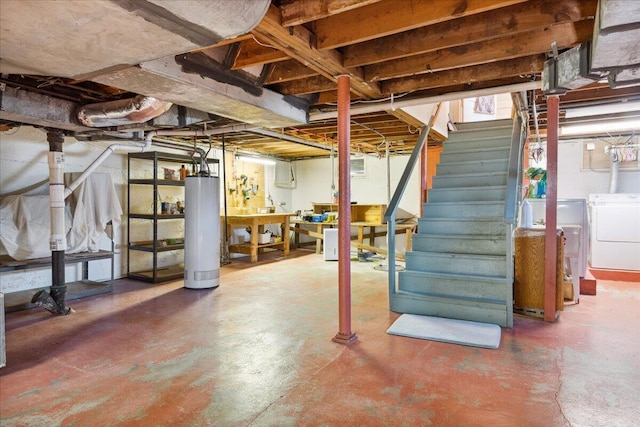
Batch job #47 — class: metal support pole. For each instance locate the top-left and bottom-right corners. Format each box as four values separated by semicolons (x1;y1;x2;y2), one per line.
333;74;357;345
544;95;559;322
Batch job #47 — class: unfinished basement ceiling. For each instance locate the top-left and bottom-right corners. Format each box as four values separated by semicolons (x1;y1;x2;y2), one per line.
1;0;639;159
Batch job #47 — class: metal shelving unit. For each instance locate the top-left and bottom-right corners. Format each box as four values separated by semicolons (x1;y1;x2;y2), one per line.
127;151;219;283
127;152;190;283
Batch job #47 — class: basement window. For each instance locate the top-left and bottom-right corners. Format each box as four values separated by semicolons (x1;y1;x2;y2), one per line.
350;156;366;177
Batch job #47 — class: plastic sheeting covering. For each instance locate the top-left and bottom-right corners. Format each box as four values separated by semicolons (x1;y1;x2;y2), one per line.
0;173;122;260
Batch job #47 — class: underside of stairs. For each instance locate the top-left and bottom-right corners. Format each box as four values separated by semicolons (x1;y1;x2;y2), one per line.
394;119;516;328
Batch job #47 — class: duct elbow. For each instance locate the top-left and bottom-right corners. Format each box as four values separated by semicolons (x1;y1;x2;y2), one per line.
77;95;172;127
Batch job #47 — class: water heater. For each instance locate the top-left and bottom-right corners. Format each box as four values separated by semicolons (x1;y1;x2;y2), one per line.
184;175;220;289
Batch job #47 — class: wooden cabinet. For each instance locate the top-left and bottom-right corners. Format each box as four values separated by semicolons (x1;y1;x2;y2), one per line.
513;228;564;318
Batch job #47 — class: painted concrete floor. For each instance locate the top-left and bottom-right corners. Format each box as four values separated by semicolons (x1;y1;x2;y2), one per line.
1;250;639;426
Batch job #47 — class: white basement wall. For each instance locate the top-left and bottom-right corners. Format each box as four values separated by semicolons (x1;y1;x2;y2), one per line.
558;139;640;197
288;154;421;252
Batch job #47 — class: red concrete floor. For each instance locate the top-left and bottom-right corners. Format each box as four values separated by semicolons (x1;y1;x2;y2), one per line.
1;250;639;426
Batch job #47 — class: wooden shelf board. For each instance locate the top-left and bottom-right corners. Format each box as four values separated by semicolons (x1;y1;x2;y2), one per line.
128;265;184;283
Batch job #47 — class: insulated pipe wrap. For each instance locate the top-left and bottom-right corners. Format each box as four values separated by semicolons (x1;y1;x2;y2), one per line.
77;96;172;127
48;152;67;251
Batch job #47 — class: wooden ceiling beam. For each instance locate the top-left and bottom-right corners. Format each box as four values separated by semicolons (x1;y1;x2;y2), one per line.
314;0;528;50
381;54;546;95
232;39;288;69
365;20;593;81
253;5;381;99
264;60;318;84
269;75;335;95
343;0;597;67
281;0;383;26
314;91;337;104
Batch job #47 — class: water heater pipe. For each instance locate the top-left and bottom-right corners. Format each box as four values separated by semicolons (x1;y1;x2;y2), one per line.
151;138;208;174
609;158;619;193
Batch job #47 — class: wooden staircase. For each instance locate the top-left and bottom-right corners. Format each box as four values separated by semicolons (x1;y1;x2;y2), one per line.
393;119;516;327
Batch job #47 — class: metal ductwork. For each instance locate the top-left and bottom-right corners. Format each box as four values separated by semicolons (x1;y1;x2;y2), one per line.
91;55;308;128
0;0;270;78
77;95;172;127
1;0;305;130
542;0;640;95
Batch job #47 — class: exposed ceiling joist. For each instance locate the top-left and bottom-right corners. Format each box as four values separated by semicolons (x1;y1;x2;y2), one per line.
314;0;528;49
264;60;318;84
252;5;381;99
271;75;336;96
232;39;288;69
364;19;593;81
280;0;383;26
342;0;597;68
381;55;546;95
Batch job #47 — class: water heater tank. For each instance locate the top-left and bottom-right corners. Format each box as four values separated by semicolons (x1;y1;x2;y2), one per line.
184;175;220;289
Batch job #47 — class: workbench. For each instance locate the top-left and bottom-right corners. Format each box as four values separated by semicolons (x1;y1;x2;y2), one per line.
290;219;415;259
225;213;294;263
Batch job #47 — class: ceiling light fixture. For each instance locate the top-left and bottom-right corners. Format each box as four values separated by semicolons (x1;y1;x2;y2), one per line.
237;155;276;166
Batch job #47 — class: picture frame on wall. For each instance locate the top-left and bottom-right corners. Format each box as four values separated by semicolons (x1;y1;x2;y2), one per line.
474;95;496;115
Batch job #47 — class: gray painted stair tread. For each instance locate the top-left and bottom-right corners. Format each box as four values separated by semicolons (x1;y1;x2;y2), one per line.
400;269;507;283
430;185;506;192
445;132;512;143
393;292;508;311
419;216;505;222
424;201;505;206
452;119;513;130
437;158;509;167
441;145;511;154
416;233;506;240
433;171;507;178
408;251;506;261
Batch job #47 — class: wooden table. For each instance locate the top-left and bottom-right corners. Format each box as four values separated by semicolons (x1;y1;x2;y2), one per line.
225;213;294;263
290;219;415;258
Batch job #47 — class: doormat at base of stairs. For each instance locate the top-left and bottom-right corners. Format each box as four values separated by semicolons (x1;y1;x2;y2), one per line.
387;314;501;349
